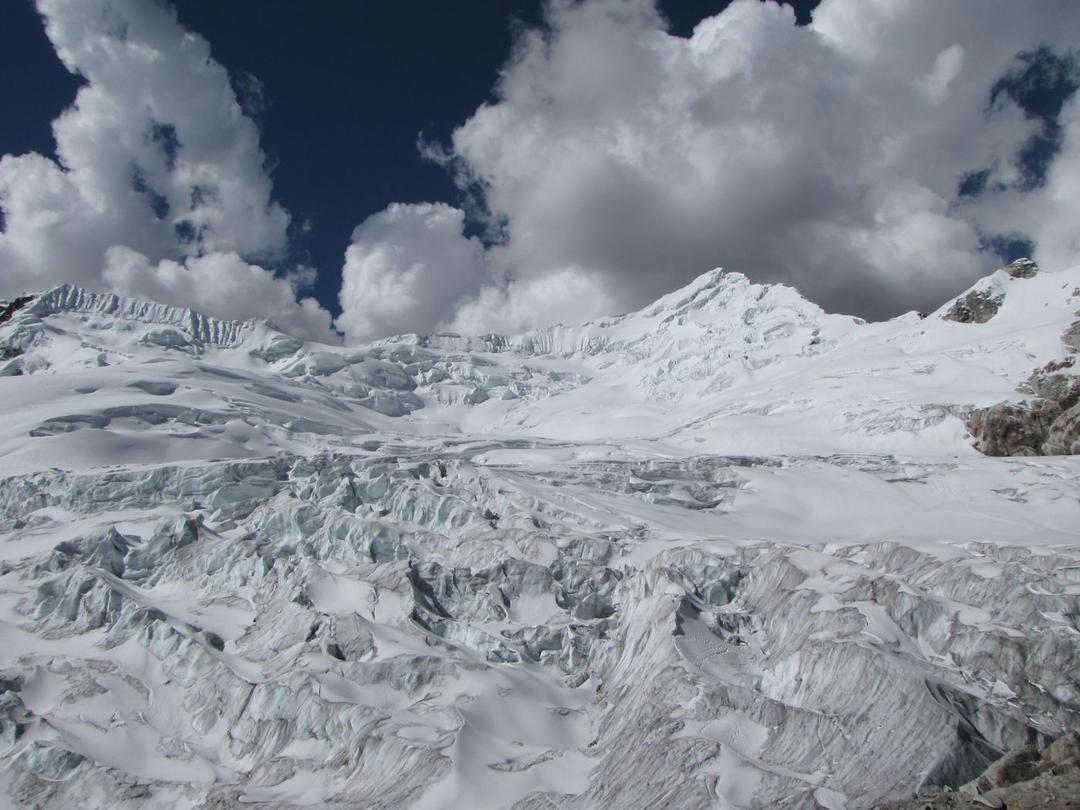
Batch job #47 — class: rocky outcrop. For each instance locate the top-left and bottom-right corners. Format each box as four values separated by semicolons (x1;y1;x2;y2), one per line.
944;261;1039;324
1046;402;1080;454
0;295;34;326
0;297;31;373
967;342;1080;456
873;732;1080;809
1003;258;1039;279
945;289;1005;324
968;400;1080;456
1064;320;1080;353
967;400;1061;456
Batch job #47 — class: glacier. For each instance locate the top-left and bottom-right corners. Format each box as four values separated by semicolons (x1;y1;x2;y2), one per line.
0;261;1077;808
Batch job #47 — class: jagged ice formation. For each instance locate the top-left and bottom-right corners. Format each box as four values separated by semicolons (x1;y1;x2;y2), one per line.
0;260;1078;808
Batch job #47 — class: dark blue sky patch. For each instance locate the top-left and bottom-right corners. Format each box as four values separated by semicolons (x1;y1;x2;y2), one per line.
174;220;198;247
0;0;84;162
169;1;554;312
230;70;269;121
1015;128;1062;190
991;47;1079;122
957;168;990;198
982;232;1036;264
131;166;170;221
664;0;818;35
149;121;180;171
989;47;1079;190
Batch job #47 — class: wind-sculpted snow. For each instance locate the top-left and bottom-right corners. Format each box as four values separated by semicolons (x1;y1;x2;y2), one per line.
0;264;1078;808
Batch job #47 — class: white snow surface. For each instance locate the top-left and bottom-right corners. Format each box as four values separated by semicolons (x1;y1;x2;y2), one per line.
0;266;1077;809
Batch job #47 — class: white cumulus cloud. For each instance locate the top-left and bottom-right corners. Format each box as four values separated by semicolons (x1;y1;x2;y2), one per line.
336;203;487;342
447;268;618;337
0;0;334;340
342;0;1080;338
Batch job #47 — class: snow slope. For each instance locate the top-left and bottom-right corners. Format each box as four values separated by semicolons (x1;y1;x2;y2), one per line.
0;263;1077;809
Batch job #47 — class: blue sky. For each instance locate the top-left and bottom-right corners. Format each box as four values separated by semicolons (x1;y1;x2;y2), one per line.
5;1;816;319
1;1;1077;342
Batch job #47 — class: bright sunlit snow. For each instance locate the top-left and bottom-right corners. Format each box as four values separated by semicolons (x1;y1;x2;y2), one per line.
0;262;1077;807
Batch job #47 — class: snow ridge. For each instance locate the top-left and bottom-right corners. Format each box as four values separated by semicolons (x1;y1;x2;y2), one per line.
26;284;256;348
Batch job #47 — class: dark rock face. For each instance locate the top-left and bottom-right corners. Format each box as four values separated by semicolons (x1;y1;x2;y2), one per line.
944;260;1038;324
967;400;1062;456
967;331;1080;456
944;290;1005;324
1046;402;1080;454
1064;320;1080;353
1003;257;1039;279
0;296;34;374
872;732;1080;810
0;295;34;326
1022;358;1079;402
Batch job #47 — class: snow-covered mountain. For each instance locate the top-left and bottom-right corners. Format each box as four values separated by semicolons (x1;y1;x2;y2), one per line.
0;261;1077;808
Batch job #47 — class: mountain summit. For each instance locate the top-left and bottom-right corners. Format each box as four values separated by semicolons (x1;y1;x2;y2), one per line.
2;259;1078;470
